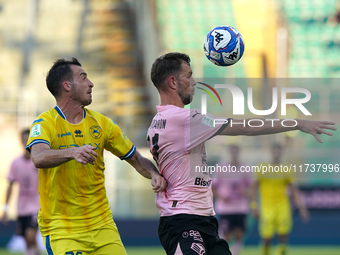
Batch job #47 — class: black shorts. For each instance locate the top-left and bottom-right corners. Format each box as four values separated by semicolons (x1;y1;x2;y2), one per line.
16;214;38;236
218;214;247;235
158;214;231;255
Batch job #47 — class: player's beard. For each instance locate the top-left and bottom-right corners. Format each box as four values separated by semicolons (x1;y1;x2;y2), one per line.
177;81;193;105
71;83;92;106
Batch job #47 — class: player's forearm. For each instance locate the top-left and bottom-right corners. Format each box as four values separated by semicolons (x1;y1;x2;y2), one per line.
230;118;298;136
4;183;13;205
222;118;335;143
127;151;160;179
31;148;74;168
133;155;155;179
291;186;305;210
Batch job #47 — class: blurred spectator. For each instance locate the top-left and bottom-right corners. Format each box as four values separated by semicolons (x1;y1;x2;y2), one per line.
1;129;40;255
250;143;309;255
212;145;253;255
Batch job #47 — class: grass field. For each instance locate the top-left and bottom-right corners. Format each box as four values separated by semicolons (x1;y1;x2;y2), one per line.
1;246;339;255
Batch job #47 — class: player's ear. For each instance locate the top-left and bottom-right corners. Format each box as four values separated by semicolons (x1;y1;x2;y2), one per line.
62;80;72;92
167;76;177;90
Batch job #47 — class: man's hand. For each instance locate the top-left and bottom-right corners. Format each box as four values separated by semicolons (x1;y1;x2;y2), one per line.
72;145;98;165
297;120;336;143
151;172;167;193
126;150;167;192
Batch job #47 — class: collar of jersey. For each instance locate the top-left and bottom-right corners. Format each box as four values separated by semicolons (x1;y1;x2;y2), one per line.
54;105;86;121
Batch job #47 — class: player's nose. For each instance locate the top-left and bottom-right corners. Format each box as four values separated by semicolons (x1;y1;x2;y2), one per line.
191;77;196;86
89;79;94;88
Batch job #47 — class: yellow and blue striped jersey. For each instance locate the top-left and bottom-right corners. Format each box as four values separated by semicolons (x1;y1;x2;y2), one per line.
26;106;135;236
256;164;294;210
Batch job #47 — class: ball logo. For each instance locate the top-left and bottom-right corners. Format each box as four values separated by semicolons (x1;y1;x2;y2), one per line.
210;50;221;60
203;41;209;56
90;125;102;139
204;25;244;66
222;38;240;64
212;30;231;50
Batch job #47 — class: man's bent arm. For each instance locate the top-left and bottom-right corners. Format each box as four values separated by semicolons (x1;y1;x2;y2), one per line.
30;143;98;168
126;151;167;193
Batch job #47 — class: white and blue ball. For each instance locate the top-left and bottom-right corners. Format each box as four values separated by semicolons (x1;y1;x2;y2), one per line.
204;26;245;66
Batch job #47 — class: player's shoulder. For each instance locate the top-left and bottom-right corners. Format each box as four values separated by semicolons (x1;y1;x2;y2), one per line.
85;109;122;138
31;108;57;125
85;108;113;123
152;105;190;126
85;108;103;118
156;105;190;115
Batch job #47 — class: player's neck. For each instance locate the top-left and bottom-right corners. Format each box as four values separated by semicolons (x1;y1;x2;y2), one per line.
159;91;184;108
56;100;85;124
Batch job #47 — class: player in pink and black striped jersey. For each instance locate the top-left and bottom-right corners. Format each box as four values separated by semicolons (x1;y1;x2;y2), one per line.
1;129;40;255
147;52;335;255
212;145;253;255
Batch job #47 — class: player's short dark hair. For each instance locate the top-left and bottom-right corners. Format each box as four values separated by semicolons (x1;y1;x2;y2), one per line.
46;57;81;99
151;52;191;90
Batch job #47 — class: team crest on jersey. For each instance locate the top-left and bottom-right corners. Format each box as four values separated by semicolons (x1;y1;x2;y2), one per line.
191;243;205;255
30;124;41;137
90;125;102;139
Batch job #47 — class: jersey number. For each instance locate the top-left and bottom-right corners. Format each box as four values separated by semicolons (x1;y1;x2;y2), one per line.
151;133;159;164
65;252;82;255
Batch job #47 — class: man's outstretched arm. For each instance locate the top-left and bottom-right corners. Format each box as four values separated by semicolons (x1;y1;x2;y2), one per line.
220;118;336;143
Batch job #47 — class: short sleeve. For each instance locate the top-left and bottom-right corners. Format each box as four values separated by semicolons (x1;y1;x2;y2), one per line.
185;109;230;150
7;160;17;183
26;116;53;152
104;119;136;160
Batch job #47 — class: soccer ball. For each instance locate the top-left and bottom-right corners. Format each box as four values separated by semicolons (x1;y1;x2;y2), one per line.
204;26;245;66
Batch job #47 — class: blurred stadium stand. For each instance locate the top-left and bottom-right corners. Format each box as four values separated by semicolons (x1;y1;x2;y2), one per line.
0;0;154;144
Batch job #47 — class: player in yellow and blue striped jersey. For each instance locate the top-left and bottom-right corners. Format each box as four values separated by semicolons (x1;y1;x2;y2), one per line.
250;144;309;255
26;58;167;255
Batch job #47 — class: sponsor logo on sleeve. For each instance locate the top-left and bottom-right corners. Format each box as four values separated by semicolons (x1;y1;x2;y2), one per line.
31;124;41;137
122;132;128;140
201;115;215;128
